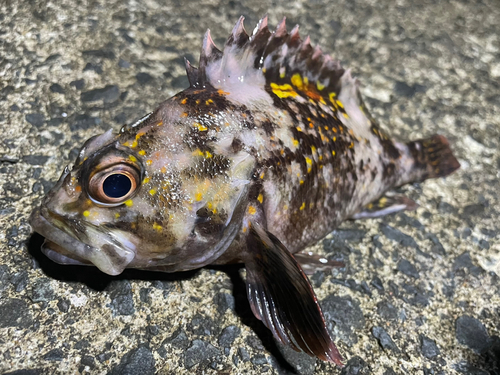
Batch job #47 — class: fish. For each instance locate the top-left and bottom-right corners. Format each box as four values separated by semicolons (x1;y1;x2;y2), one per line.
29;16;460;366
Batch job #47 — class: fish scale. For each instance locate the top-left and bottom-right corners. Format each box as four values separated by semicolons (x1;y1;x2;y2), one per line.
30;16;460;366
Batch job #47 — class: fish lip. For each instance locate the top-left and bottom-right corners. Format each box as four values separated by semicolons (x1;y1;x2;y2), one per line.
29;206;135;276
29;206;94;261
41;240;91;266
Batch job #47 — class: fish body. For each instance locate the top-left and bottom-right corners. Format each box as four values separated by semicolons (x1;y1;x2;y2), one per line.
30;16;460;366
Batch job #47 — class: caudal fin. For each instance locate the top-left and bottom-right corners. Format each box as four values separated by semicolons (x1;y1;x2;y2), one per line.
407;135;460;181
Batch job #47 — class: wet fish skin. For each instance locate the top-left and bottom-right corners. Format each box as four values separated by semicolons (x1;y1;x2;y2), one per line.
30;16;460;366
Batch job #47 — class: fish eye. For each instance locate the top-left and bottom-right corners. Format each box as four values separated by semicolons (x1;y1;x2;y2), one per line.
88;164;140;206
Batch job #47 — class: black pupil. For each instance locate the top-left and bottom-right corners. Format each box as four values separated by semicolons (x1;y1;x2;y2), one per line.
102;174;132;198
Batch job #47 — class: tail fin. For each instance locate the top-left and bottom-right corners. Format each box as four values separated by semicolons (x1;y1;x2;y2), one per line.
407;135;460;181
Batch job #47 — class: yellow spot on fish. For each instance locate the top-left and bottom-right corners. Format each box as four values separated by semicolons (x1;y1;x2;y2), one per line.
262;68;267;74
125;199;133;207
317;81;325;91
129;155;137;162
292;139;299;147
305;157;313;173
336;100;344;109
122;141;130;147
300;180;304;185
75;185;82;193
83;210;90;217
181;112;188;118
300;202;306;210
257;194;263;204
131;140;138;148
205;151;213;158
157;121;163;126
329;92;336;105
195;192;203;201
259;172;265;179
149;188;157;196
332;150;336;156
248;206;257;215
194;122;208;131
270;82;297;99
181;98;187;105
349;142;354;148
143;177;150;184
343;112;349;119
146;159;153;166
291;73;304;90
296;126;302;132
206;99;214;105
138;150;146;156
311;146;316;153
217;89;230;96
115;213;120;219
279;70;285;78
152;222;162;232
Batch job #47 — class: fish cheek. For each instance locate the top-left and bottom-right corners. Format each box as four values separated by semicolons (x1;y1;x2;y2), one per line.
191;209;228;243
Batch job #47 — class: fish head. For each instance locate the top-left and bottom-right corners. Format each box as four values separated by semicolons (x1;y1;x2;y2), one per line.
30;129;146;275
30;101;254;275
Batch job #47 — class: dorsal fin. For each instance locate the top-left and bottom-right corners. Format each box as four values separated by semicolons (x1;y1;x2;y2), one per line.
190;16;353;106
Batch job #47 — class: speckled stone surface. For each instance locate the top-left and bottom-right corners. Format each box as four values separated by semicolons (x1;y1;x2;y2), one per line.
1;0;499;374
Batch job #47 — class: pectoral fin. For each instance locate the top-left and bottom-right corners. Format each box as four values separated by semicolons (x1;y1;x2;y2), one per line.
351;193;418;219
244;223;344;366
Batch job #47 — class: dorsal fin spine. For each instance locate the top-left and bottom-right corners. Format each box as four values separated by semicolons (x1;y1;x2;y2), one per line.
199;29;223;86
184;58;199;87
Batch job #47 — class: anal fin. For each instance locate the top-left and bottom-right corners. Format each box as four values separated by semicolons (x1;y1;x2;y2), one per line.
351;193;418;219
244;223;344;366
294;252;345;276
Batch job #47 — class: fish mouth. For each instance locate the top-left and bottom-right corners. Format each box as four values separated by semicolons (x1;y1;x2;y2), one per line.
29;206;136;276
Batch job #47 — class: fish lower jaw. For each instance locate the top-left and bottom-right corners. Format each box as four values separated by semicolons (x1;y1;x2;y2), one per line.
30;206;136;276
41;241;91;266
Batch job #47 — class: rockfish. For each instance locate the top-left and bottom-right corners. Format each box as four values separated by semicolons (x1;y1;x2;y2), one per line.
30;16;460;366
